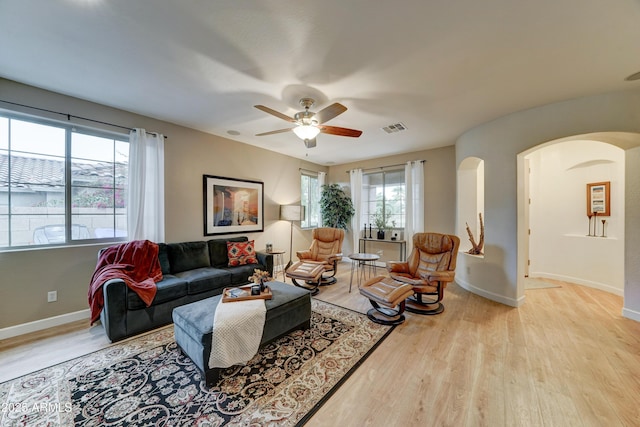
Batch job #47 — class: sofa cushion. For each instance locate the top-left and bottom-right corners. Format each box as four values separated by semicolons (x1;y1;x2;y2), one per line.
127;275;187;310
157;243;171;275
208;236;248;267
174;267;232;295
223;263;265;285
227;240;258;267
168;241;210;274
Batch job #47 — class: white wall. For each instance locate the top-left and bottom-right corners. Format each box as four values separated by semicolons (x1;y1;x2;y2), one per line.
528;140;624;295
455;88;640;322
624;145;640;320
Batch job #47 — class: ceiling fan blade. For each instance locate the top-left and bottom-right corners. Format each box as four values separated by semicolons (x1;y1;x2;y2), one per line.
254;105;296;122
319;125;363;138
255;128;293;136
315;103;347;124
303;138;317;148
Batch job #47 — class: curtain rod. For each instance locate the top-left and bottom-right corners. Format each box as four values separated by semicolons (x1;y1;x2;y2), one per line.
346;160;425;173
298;168;325;175
0;99;168;138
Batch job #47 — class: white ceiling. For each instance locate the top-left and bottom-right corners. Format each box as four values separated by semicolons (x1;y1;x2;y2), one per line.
2;0;640;165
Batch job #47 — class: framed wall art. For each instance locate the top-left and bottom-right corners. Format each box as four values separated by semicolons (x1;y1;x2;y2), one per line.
586;181;610;216
203;175;264;235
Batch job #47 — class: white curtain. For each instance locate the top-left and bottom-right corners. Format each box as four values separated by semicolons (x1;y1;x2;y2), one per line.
127;129;165;242
405;160;424;255
317;171;326;226
349;168;363;255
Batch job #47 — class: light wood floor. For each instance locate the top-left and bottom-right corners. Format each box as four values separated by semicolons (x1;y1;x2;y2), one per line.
2;264;640;426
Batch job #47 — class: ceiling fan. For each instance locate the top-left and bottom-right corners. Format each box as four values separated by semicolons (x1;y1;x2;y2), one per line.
254;98;362;148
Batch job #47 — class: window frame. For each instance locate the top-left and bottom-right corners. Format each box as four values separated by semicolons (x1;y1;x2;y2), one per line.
300;171;320;229
0;110;129;251
362;168;406;231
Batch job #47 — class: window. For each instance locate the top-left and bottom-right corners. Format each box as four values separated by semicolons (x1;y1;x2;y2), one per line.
301;173;320;228
0;113;128;249
362;169;405;229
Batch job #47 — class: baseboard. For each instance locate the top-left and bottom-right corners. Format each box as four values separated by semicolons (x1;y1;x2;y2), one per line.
455;278;524;307
0;309;90;340
622;307;640;323
528;271;623;296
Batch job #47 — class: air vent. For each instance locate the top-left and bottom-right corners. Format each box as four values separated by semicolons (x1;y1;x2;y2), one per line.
381;122;407;134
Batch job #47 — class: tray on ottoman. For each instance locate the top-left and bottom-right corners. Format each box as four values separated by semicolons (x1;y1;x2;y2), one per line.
172;280;312;386
221;284;272;302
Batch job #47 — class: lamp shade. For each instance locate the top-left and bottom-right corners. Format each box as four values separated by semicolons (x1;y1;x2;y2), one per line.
280;205;304;221
292;125;321;140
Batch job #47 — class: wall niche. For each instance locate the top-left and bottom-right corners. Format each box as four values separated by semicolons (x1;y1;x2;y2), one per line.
457;157;484;256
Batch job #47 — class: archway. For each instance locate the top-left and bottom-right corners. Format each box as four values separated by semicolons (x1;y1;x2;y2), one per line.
517;132;640;300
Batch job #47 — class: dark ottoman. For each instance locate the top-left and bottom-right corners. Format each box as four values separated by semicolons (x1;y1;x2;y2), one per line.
172;281;312;386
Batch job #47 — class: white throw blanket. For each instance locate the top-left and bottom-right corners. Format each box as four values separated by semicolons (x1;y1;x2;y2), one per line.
208;298;267;369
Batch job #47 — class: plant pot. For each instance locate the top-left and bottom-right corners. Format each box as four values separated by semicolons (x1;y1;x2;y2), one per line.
377;230;385;240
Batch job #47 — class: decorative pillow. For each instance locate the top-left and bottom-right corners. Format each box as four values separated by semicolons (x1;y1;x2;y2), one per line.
227;240;258;267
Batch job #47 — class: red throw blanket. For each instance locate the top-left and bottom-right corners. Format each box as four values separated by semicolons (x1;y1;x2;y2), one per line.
88;240;162;324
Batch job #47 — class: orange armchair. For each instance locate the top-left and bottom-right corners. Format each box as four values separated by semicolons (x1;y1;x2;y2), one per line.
296;227;344;285
387;232;460;315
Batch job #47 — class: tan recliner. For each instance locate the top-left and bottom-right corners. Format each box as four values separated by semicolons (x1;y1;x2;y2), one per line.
387;232;460;315
296;227;344;285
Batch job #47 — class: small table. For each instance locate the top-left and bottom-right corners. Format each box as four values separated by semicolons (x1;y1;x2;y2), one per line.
348;253;381;292
359;238;406;260
265;249;286;282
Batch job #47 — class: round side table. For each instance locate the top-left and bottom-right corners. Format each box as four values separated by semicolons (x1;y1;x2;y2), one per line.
266;249;286;282
347;253;380;292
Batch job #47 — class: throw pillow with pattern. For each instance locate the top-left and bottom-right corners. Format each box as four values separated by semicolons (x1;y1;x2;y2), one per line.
227;240;258;267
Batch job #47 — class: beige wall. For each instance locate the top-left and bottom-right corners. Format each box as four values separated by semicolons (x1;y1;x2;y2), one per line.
327;145;457;256
0;79;457;330
0;79;323;329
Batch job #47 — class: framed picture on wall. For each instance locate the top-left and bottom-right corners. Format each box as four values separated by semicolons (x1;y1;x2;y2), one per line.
586;181;610;216
203;175;264;235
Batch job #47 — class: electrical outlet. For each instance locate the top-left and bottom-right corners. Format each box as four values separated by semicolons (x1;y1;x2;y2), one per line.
466;266;471;275
47;291;57;302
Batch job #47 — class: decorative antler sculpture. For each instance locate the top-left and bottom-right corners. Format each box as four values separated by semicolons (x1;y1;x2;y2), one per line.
465;213;484;255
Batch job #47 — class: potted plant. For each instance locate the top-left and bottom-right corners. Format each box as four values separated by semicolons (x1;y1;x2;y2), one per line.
319;183;355;230
372;209;389;240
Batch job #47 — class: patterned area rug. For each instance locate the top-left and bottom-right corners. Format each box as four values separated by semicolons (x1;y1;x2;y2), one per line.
0;300;393;427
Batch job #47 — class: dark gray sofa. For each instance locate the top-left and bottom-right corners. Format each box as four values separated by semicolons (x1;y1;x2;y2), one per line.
99;236;273;342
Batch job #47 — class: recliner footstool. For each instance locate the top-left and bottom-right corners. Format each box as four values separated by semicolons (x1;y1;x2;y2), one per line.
359;276;414;325
172;280;311;386
285;261;325;296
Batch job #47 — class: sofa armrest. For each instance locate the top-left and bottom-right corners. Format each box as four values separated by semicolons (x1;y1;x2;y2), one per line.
256;251;274;277
100;278;128;342
296;250;312;260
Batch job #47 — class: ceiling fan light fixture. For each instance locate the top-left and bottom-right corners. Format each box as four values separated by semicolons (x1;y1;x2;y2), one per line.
293;124;320;140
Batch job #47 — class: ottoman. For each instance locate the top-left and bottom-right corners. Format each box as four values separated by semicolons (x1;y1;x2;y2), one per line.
285;261;325;295
359;276;415;325
172;281;312;386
